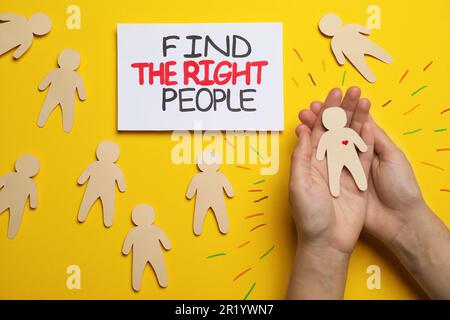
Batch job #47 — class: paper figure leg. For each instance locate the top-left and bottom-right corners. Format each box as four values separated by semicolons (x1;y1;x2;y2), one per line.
0;194;9;214
100;194;115;228
7;206;24;239
349;56;376;83
193;200;209;235
132;257;146;291
327;161;343;197
150;256;169;288
346;161;368;191
367;42;393;64
61;99;75;133
212;201;229;234
37;95;59;128
77;189;98;223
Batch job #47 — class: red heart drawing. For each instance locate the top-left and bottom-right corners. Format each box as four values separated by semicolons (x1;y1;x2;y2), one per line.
342;140;349;145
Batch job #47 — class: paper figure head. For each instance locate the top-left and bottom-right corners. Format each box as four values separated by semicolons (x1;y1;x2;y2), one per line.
197;150;221;172
319;13;342;37
322;107;347;130
132;204;155;226
96;141;120;163
29;13;52;36
15;154;40;178
58;49;80;71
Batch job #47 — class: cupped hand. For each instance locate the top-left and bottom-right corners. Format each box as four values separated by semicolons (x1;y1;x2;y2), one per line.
290;87;374;254
297;86;428;245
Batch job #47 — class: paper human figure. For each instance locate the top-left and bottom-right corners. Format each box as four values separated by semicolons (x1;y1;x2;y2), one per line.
77;141;126;227
122;204;171;291
319;13;392;83
37;49;86;133
0;155;39;239
186;152;234;235
316;107;368;197
0;12;51;59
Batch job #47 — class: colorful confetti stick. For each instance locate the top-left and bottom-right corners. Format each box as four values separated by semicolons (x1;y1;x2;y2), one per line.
243;282;256;300
254;196;268;203
403;128;422;135
411;85;427;96
233;267;252;282
436;148;450;152
291;77;299;88
253;179;266;185
403;104;421;115
322;59;326;71
249;145;263;160
237;241;250;248
434;129;448;133
245;213;264;219
224;137;235;148
293;48;303;62
421;161;445;171
382;99;392;107
341;70;346;86
399;70;409;83
440;108;450;115
260;245;275;260
248;189;263;192
207;253;226;259
440;189;450;192
423;61;433;71
308;73;316;86
250;224;267;232
236;165;251;170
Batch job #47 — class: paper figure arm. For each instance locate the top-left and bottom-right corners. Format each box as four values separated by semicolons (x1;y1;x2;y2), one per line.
331;40;345;65
0;13;21;22
13;35;32;59
75;75;86;101
122;231;134;255
38;70;55;91
316;134;328;161
186;177;198;199
114;167;126;192
77;164;93;185
351;130;368;152
349;23;371;35
221;174;235;198
158;229;172;250
29;182;38;209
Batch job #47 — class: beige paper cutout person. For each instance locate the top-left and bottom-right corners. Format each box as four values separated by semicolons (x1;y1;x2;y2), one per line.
316;107;368;197
186;151;234;235
0;155;39;239
37;49;86;133
319;13;392;83
0;12;51;59
77;141;126;227
122;204;172;291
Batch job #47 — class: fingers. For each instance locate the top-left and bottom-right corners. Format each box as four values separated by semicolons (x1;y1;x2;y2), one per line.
298;109;317;129
311;88;343;145
350;98;371;135
359;121;375;176
310;101;322;115
341;86;361;126
290;125;312;186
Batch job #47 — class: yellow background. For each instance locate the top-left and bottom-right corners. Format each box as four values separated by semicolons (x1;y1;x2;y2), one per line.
0;0;449;299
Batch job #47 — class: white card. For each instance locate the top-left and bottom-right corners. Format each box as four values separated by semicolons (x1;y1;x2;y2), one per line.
117;23;284;131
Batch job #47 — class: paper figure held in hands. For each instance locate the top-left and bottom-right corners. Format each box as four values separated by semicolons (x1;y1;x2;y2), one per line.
316;107;368;197
186;151;234;235
37;49;86;133
0;12;51;59
77;141;126;227
0;155;39;239
122;204;171;291
319;13;392;83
